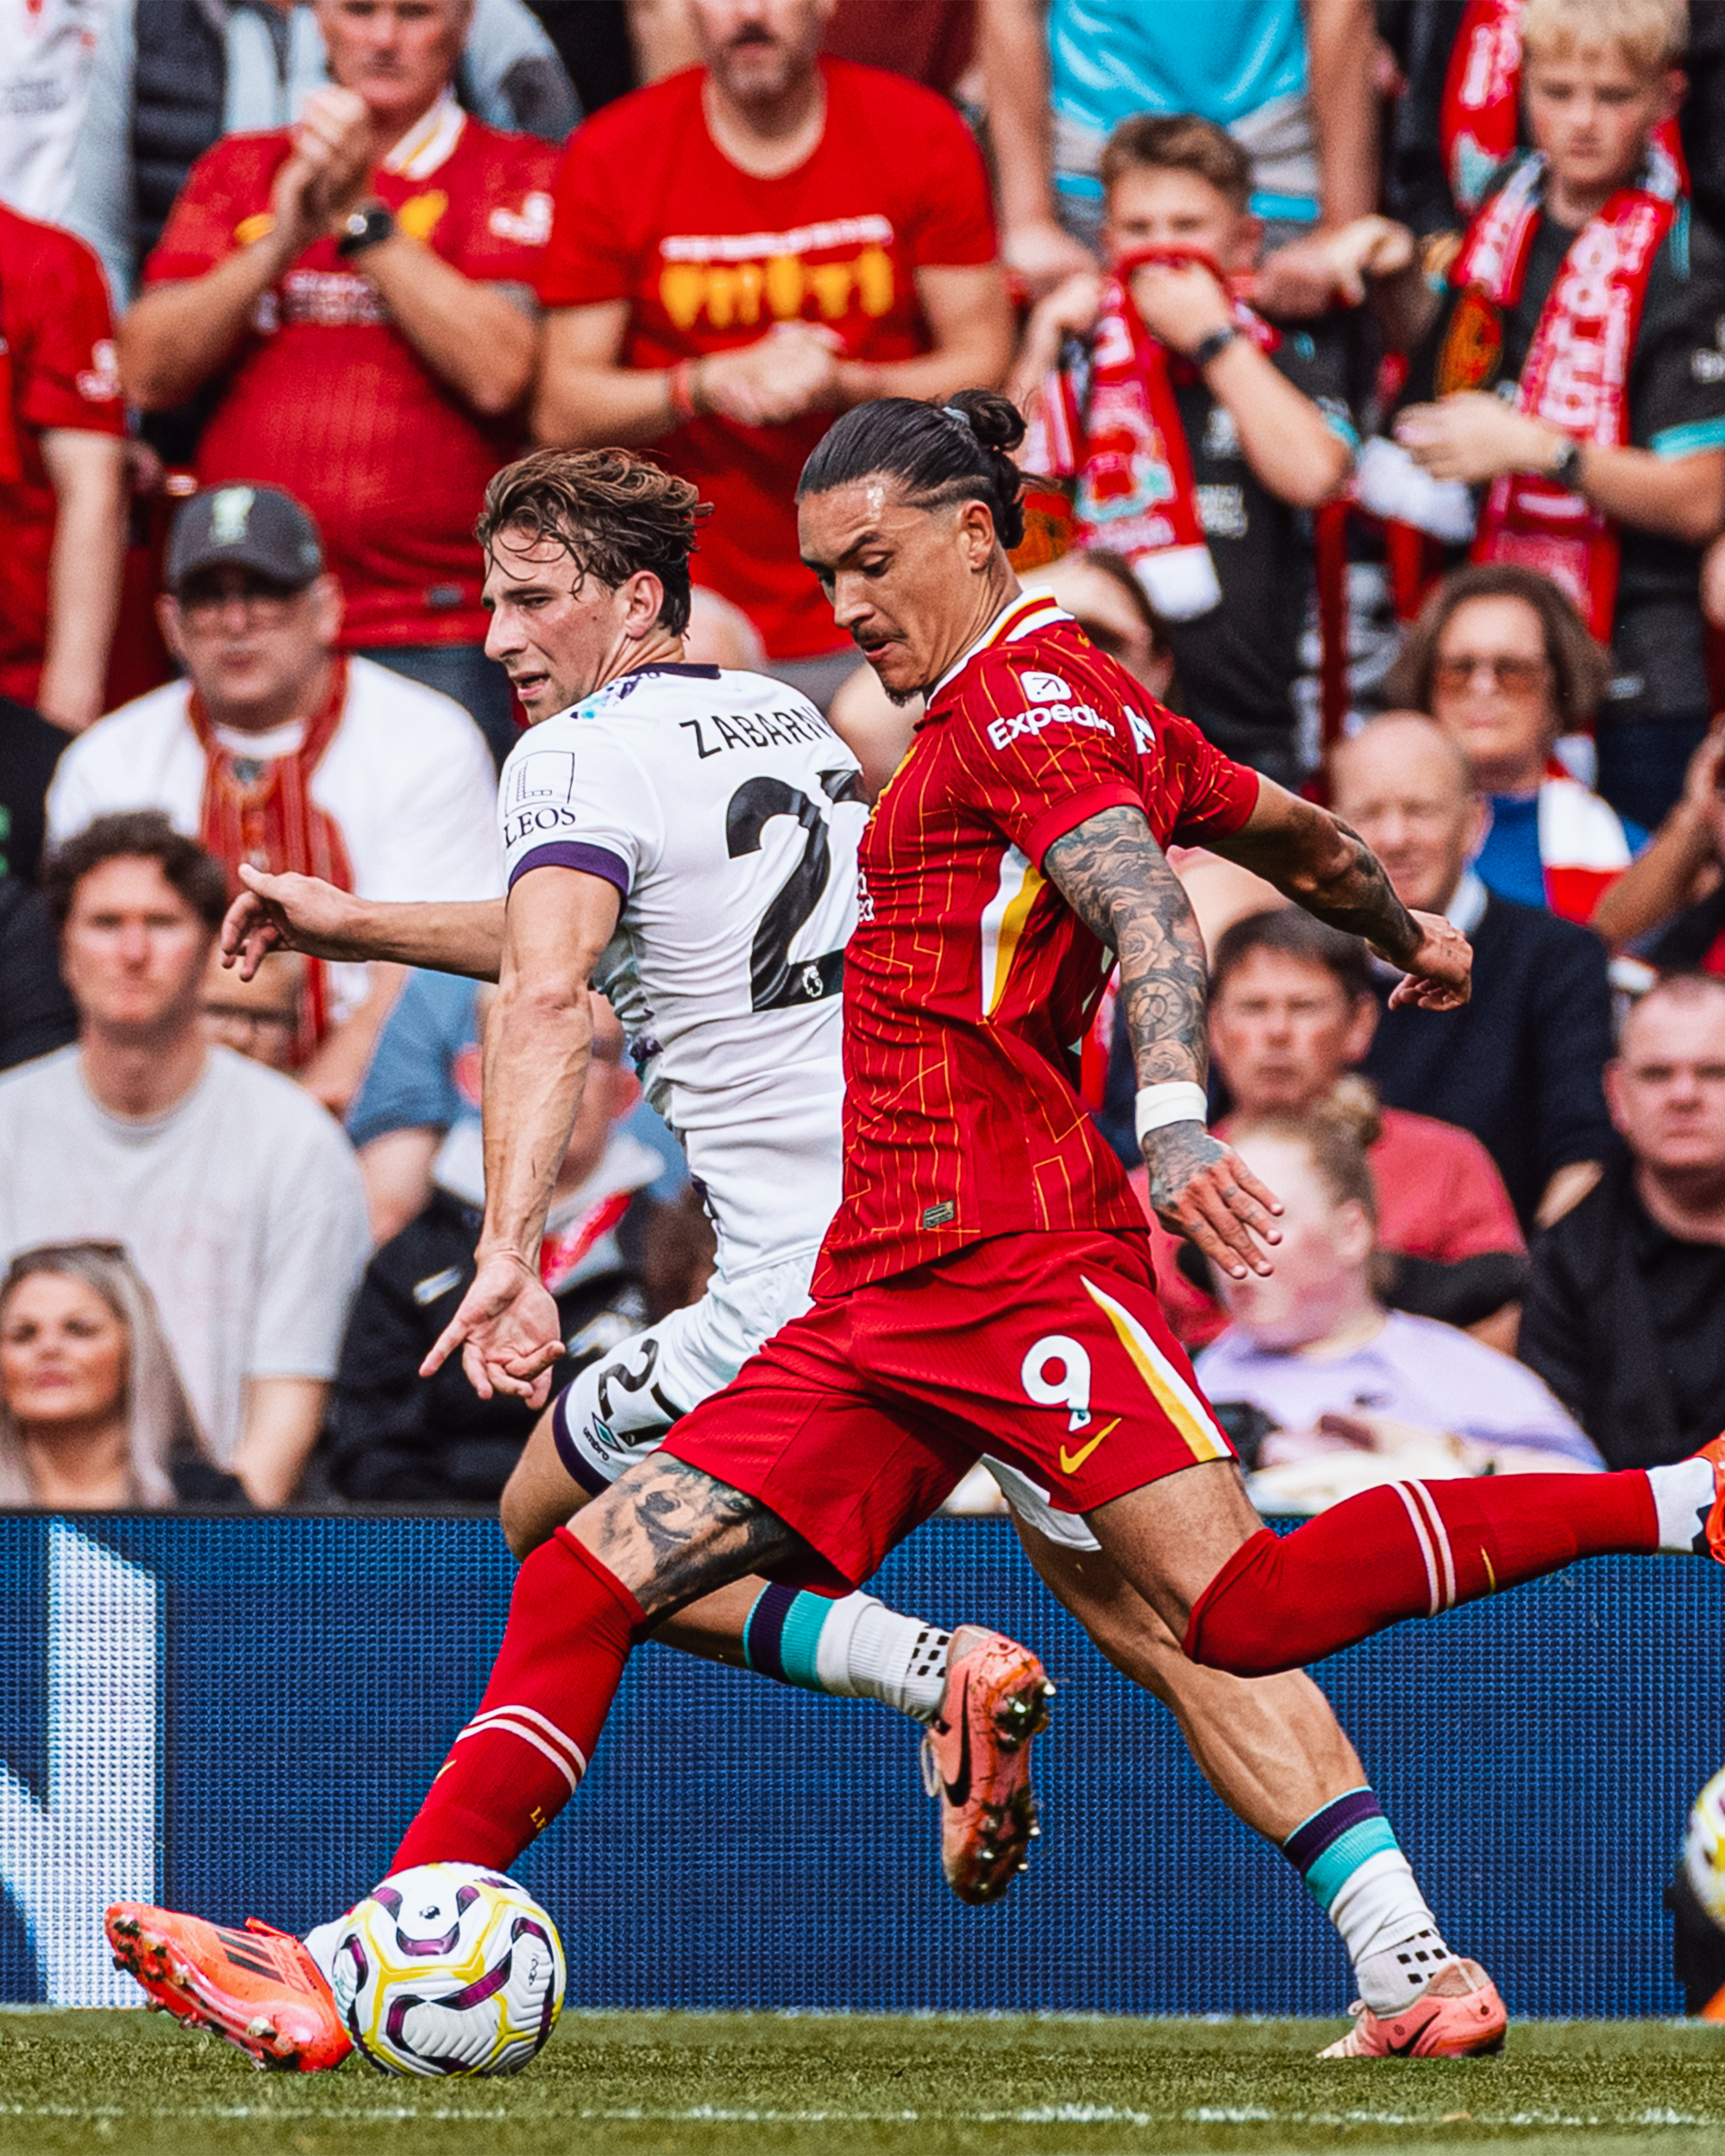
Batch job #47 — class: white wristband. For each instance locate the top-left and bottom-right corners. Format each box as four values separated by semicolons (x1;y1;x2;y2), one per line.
1134;1081;1209;1145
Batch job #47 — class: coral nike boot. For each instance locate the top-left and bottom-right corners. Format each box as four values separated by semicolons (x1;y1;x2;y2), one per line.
106;1902;351;2071
1694;1433;1725;1560
919;1626;1054;1905
1319;1958;1509;2059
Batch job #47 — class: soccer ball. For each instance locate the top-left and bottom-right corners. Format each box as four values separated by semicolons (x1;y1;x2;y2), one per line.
1684;1765;1725;1929
328;1864;566;2076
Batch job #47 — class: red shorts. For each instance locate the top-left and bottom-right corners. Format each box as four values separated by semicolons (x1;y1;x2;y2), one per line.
662;1227;1235;1589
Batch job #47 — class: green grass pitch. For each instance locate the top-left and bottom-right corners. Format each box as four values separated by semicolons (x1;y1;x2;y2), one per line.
5;2009;1725;2156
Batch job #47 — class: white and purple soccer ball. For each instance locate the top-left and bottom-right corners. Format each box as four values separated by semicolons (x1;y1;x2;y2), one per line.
328;1863;566;2076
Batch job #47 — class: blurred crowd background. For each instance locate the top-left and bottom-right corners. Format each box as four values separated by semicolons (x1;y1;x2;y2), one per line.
3;0;1722;1517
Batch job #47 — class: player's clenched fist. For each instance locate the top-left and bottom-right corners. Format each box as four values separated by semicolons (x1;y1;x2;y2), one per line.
1145;1124;1284;1282
1383;910;1472;1012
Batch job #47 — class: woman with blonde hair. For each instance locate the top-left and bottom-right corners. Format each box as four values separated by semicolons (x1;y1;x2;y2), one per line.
1195;1100;1601;1513
0;1243;239;1508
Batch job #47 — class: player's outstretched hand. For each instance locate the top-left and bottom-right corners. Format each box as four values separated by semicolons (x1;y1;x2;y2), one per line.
1146;1125;1283;1282
1383;910;1472;1012
421;1251;564;1407
220;863;367;978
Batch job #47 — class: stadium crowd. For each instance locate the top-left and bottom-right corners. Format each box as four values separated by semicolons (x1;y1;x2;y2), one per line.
3;0;1725;1510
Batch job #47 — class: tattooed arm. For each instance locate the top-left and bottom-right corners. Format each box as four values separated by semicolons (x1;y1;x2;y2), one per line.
1209;778;1472;1011
1044;804;1283;1280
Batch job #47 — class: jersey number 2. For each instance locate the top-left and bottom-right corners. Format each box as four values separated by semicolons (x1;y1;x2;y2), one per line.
725;773;858;1011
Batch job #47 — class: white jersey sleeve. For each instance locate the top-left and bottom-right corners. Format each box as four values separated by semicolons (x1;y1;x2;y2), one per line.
499;718;664;901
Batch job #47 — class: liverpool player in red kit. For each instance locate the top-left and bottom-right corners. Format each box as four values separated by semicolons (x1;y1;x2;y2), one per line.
112;392;1725;2066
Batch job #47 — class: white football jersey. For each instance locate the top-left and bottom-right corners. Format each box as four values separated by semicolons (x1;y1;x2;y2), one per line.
499;662;867;1275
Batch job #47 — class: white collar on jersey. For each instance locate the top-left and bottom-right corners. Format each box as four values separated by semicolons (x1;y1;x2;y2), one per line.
380;89;466;179
929;588;1075;701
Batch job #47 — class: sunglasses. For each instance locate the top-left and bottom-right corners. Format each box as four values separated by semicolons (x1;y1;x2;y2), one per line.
1432;654;1551;695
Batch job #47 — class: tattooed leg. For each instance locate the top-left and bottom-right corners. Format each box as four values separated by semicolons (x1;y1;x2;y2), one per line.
568;1454;812;1621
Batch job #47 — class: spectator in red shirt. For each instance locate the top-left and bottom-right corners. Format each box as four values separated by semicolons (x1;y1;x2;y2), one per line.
0;202;127;737
532;0;1012;709
116;0;557;766
1140;906;1527;1353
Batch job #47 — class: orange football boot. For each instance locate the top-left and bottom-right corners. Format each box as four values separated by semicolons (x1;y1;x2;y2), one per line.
1695;1434;1725;1561
105;1902;352;2071
1319;1958;1509;2059
919;1626;1054;1905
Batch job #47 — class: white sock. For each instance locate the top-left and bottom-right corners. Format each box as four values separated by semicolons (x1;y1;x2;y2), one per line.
301;1915;345;1987
813;1592;950;1722
1327;1850;1457;2014
1649;1457;1716;1551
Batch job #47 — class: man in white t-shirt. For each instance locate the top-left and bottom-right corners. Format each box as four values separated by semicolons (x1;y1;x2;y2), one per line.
0;811;368;1504
47;484;504;1111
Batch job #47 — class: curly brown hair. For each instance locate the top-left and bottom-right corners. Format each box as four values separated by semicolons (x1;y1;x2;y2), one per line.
43;811;229;932
1383;562;1613;731
476;448;712;636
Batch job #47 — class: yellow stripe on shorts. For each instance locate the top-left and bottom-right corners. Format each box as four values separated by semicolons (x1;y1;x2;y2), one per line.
1080;1275;1229;1463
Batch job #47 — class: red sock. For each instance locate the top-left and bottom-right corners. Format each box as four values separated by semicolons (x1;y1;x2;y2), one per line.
1184;1472;1658;1677
390;1528;645;1873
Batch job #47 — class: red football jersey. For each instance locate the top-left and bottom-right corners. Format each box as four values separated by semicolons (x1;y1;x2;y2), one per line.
812;589;1260;1296
0;202;123;704
143;103;556;649
537;59;996;661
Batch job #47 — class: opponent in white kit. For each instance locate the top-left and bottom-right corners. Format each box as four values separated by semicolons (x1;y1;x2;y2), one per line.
226;448;1052;1906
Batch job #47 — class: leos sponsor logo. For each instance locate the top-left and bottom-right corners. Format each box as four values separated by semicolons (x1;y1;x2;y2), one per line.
503;750;580;848
987;702;1115;752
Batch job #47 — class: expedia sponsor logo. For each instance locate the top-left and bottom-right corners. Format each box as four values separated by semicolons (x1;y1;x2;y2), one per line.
1019;670;1073;704
987;702;1115;751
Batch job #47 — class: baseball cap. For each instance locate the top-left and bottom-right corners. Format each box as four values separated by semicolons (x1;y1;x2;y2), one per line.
166;485;325;593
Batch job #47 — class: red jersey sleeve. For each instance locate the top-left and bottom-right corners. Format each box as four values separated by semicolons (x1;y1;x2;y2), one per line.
1153;705;1262;845
10;222;123;437
536;89;662;309
142;135;286;285
944;648;1260;866
944;648;1148;865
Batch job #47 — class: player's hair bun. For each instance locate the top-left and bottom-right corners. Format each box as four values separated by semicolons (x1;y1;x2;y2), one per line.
797;389;1028;552
943;388;1027;459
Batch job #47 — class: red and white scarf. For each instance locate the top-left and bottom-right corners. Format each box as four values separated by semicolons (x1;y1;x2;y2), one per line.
1019;250;1276;621
188;656;354;1057
1440;0;1686;216
1534;760;1634;923
1452;152;1678;638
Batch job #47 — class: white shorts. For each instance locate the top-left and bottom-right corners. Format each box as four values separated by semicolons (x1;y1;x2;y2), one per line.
981;1455;1103;1552
551;1249;818;1492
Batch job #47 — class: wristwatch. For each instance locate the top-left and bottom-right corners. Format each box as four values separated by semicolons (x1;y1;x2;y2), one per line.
336;204;396;258
1549;436;1585;492
1191;323;1240;369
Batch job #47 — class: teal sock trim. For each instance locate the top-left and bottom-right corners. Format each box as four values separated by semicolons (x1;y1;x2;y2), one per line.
775;1590;833;1692
1303;1819;1400;1909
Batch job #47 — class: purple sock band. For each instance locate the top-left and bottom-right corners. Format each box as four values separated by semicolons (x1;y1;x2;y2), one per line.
742;1582;800;1683
551;1389;610;1500
1281;1786;1386;1874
